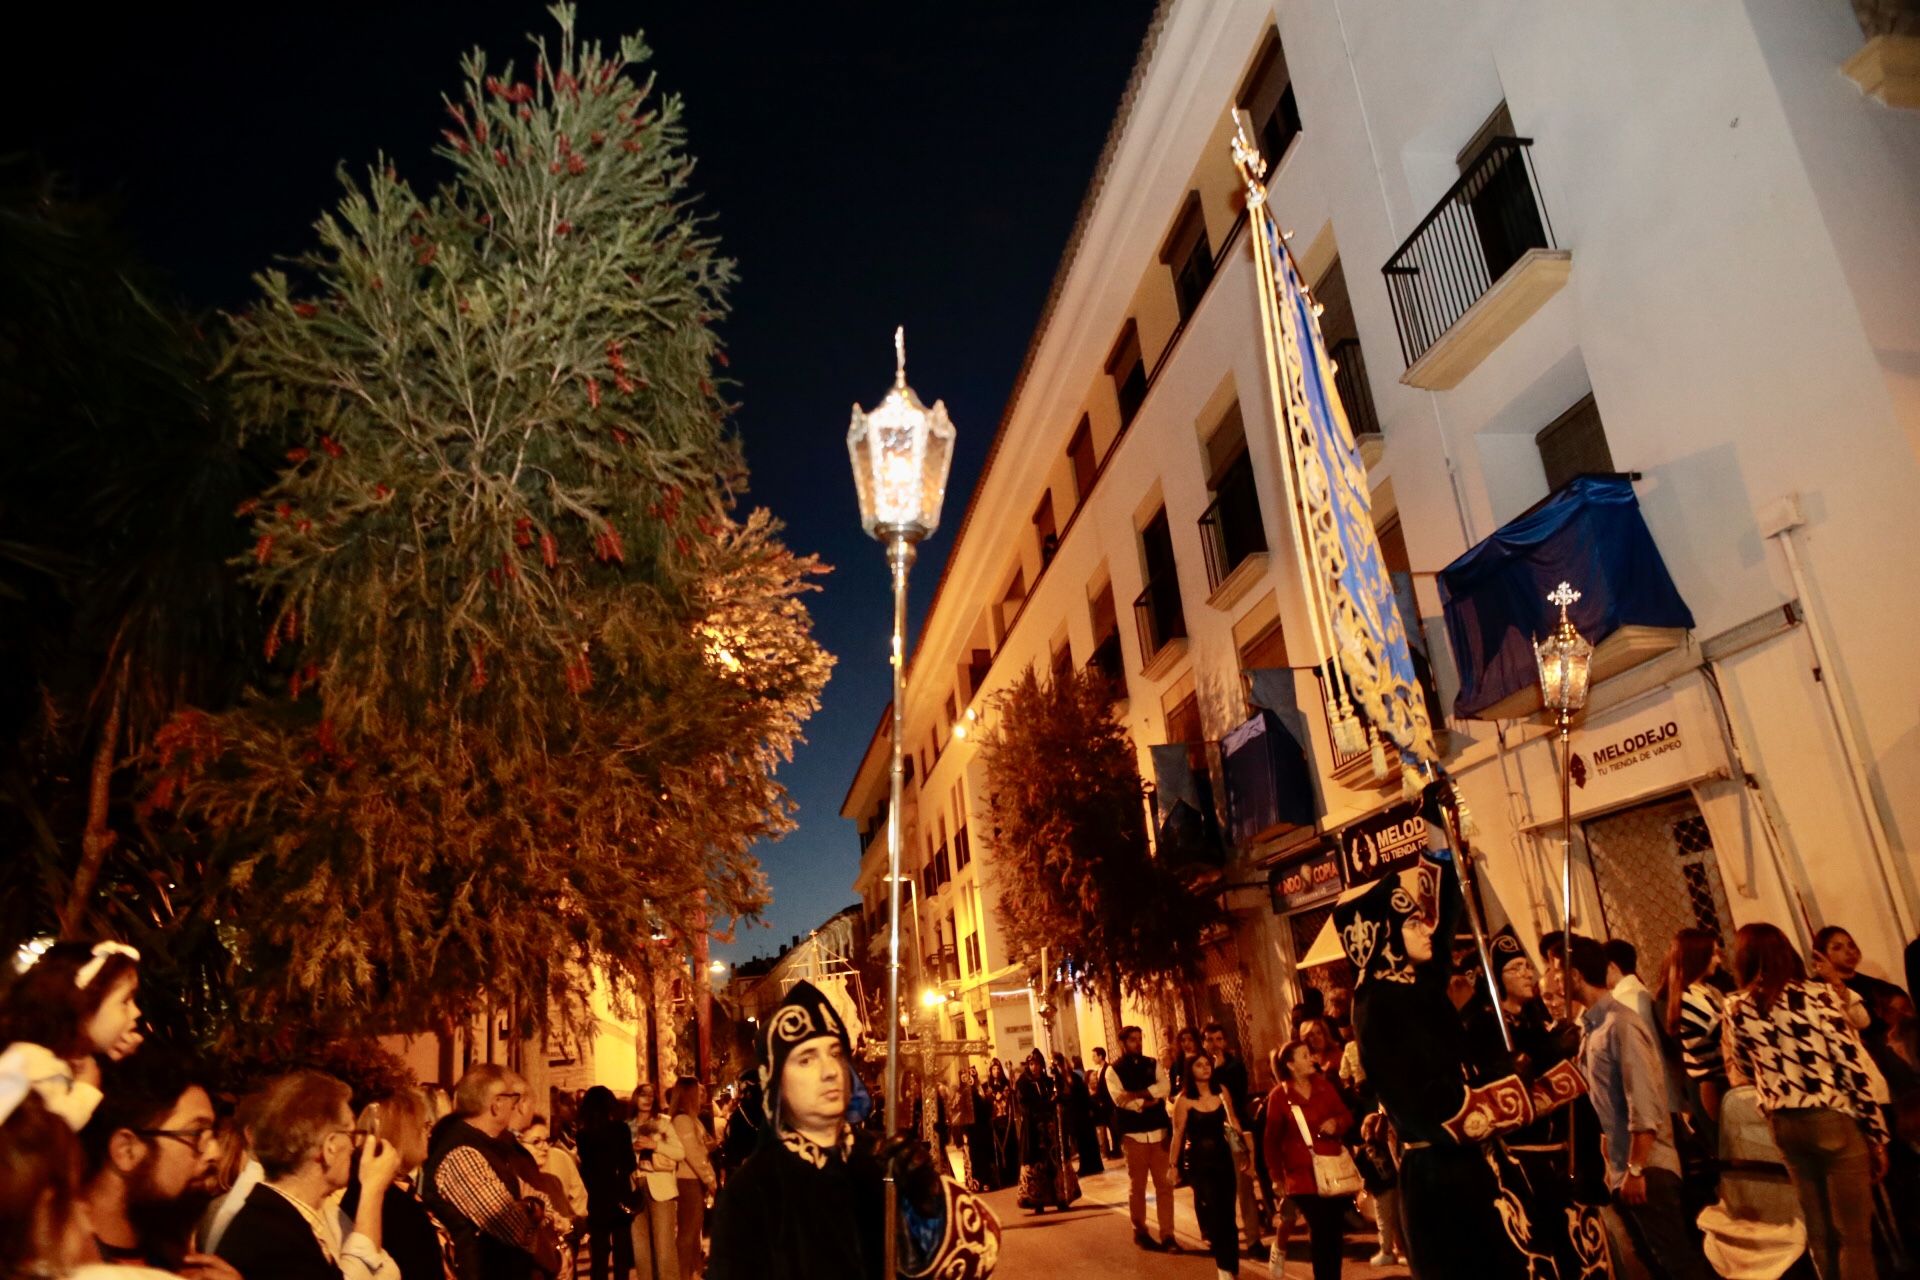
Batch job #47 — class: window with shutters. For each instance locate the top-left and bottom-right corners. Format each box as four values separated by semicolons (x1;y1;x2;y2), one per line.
1067;416;1098;507
1161;193;1214;323
1033;489;1058;567
1238;30;1303;174
1536;394;1613;491
1107;322;1148;428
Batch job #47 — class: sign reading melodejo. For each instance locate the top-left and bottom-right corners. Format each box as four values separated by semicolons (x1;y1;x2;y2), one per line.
1337;801;1427;888
1270;848;1343;914
1584;719;1683;779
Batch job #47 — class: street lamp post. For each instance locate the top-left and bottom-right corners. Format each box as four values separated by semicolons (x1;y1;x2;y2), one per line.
848;328;955;1280
1535;580;1592;1178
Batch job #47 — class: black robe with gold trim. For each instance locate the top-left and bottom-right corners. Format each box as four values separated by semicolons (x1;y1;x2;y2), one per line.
1345;854;1571;1280
709;1126;999;1280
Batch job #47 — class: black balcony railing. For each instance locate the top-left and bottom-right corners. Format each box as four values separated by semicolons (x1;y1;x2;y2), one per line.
1330;339;1380;439
1133;575;1188;666
1381;137;1556;369
1198;460;1268;592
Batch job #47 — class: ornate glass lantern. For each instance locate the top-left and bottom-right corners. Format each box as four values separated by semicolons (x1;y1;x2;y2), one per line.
847;328;956;544
1535;582;1594;714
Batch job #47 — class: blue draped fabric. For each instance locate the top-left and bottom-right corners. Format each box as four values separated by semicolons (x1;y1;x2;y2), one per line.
1223;705;1319;846
1437;474;1694;718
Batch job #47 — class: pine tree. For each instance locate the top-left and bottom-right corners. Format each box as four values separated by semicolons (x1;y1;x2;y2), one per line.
979;667;1218;1020
149;7;831;1042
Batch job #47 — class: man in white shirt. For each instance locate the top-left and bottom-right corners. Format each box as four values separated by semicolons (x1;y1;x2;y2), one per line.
1107;1025;1175;1252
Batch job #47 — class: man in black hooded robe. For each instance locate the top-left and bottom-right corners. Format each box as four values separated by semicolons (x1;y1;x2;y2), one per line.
708;980;1000;1280
1335;812;1585;1280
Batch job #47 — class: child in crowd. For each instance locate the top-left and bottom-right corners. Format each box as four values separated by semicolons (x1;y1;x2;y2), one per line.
0;940;144;1129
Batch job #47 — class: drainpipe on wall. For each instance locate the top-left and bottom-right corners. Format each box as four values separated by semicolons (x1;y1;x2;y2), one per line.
1759;494;1917;939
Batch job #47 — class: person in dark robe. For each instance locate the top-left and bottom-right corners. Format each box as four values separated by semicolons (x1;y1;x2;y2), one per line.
1335;790;1586;1280
1013;1051;1078;1211
1059;1055;1103;1175
960;1068;998;1191
980;1061;1018;1188
708;981;1000;1280
1475;926;1614;1280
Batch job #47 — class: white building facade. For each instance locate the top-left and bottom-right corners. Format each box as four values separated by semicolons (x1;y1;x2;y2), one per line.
843;0;1920;1080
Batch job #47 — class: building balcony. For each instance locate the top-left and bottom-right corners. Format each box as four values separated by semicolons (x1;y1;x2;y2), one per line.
1199;462;1269;611
1329;338;1384;467
1133;575;1189;679
1382;137;1569;391
1437;474;1694;720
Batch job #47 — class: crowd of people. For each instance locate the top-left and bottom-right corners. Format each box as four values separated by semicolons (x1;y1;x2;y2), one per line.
6;876;1918;1280
0;943;999;1280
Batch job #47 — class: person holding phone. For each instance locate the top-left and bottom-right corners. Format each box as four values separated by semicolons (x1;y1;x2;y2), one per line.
215;1069;404;1280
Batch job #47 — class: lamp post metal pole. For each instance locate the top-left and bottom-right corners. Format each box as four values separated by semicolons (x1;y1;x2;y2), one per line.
1557;705;1577;1180
883;532;914;1280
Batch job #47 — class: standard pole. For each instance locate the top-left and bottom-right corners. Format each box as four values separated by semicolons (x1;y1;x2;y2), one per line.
1443;785;1513;1054
883;533;915;1280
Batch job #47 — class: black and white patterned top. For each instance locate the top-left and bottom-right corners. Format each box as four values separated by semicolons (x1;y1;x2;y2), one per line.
1723;980;1887;1144
1677;982;1727;1082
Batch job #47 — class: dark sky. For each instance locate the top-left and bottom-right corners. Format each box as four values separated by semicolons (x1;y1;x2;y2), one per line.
14;2;1155;964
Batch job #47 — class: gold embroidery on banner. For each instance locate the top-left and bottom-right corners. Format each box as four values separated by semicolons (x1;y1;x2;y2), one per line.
1259;210;1439;770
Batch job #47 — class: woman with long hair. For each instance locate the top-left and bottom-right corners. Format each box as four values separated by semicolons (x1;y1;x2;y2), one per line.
350;1088;457;1280
574;1086;636;1280
629;1084;684;1280
1169;1051;1246;1280
1262;1040;1354;1280
668;1078;716;1280
1724;922;1886;1280
1014;1049;1079;1212
1663;926;1730;1125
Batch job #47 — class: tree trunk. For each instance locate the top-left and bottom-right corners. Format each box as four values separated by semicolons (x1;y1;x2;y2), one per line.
61;658;127;939
1102;975;1123;1049
692;898;713;1085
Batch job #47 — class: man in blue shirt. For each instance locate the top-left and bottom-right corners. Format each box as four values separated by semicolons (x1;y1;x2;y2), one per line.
1569;936;1710;1280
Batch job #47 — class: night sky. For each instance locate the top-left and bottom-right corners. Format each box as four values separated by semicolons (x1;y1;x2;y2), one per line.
13;2;1157;963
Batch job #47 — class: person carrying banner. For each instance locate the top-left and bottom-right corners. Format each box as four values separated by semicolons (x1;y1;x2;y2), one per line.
1336;803;1586;1280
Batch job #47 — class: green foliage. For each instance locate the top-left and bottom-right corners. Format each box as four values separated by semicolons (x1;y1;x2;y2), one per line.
979;667;1218;1001
148;6;831;1044
217;1035;418;1111
0;157;260;1026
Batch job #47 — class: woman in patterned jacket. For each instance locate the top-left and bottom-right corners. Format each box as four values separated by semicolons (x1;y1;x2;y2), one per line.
1722;922;1887;1280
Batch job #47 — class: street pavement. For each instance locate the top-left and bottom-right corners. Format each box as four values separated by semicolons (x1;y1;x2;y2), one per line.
978;1164;1411;1278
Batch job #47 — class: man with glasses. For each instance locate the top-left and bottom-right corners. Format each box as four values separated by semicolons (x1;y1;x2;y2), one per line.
215;1069;403;1280
79;1045;238;1276
423;1062;554;1280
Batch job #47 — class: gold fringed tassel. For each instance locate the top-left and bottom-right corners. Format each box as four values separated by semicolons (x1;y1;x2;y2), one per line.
1331;709;1366;757
1402;766;1424;803
1369;729;1389;781
1458;797;1480;839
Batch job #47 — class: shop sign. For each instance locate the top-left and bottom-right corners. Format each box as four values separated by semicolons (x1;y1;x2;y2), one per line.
1337;801;1428;888
1515;678;1728;823
1270;847;1343;913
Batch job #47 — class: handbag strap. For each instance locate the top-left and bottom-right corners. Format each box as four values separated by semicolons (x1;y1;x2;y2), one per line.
1290;1097;1317;1149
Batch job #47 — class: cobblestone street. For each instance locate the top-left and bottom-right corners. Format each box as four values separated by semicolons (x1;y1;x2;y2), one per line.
979;1166;1408;1278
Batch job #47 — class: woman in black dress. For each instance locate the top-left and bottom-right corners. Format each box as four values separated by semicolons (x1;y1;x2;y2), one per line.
575;1084;638;1280
1171;1051;1246;1278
